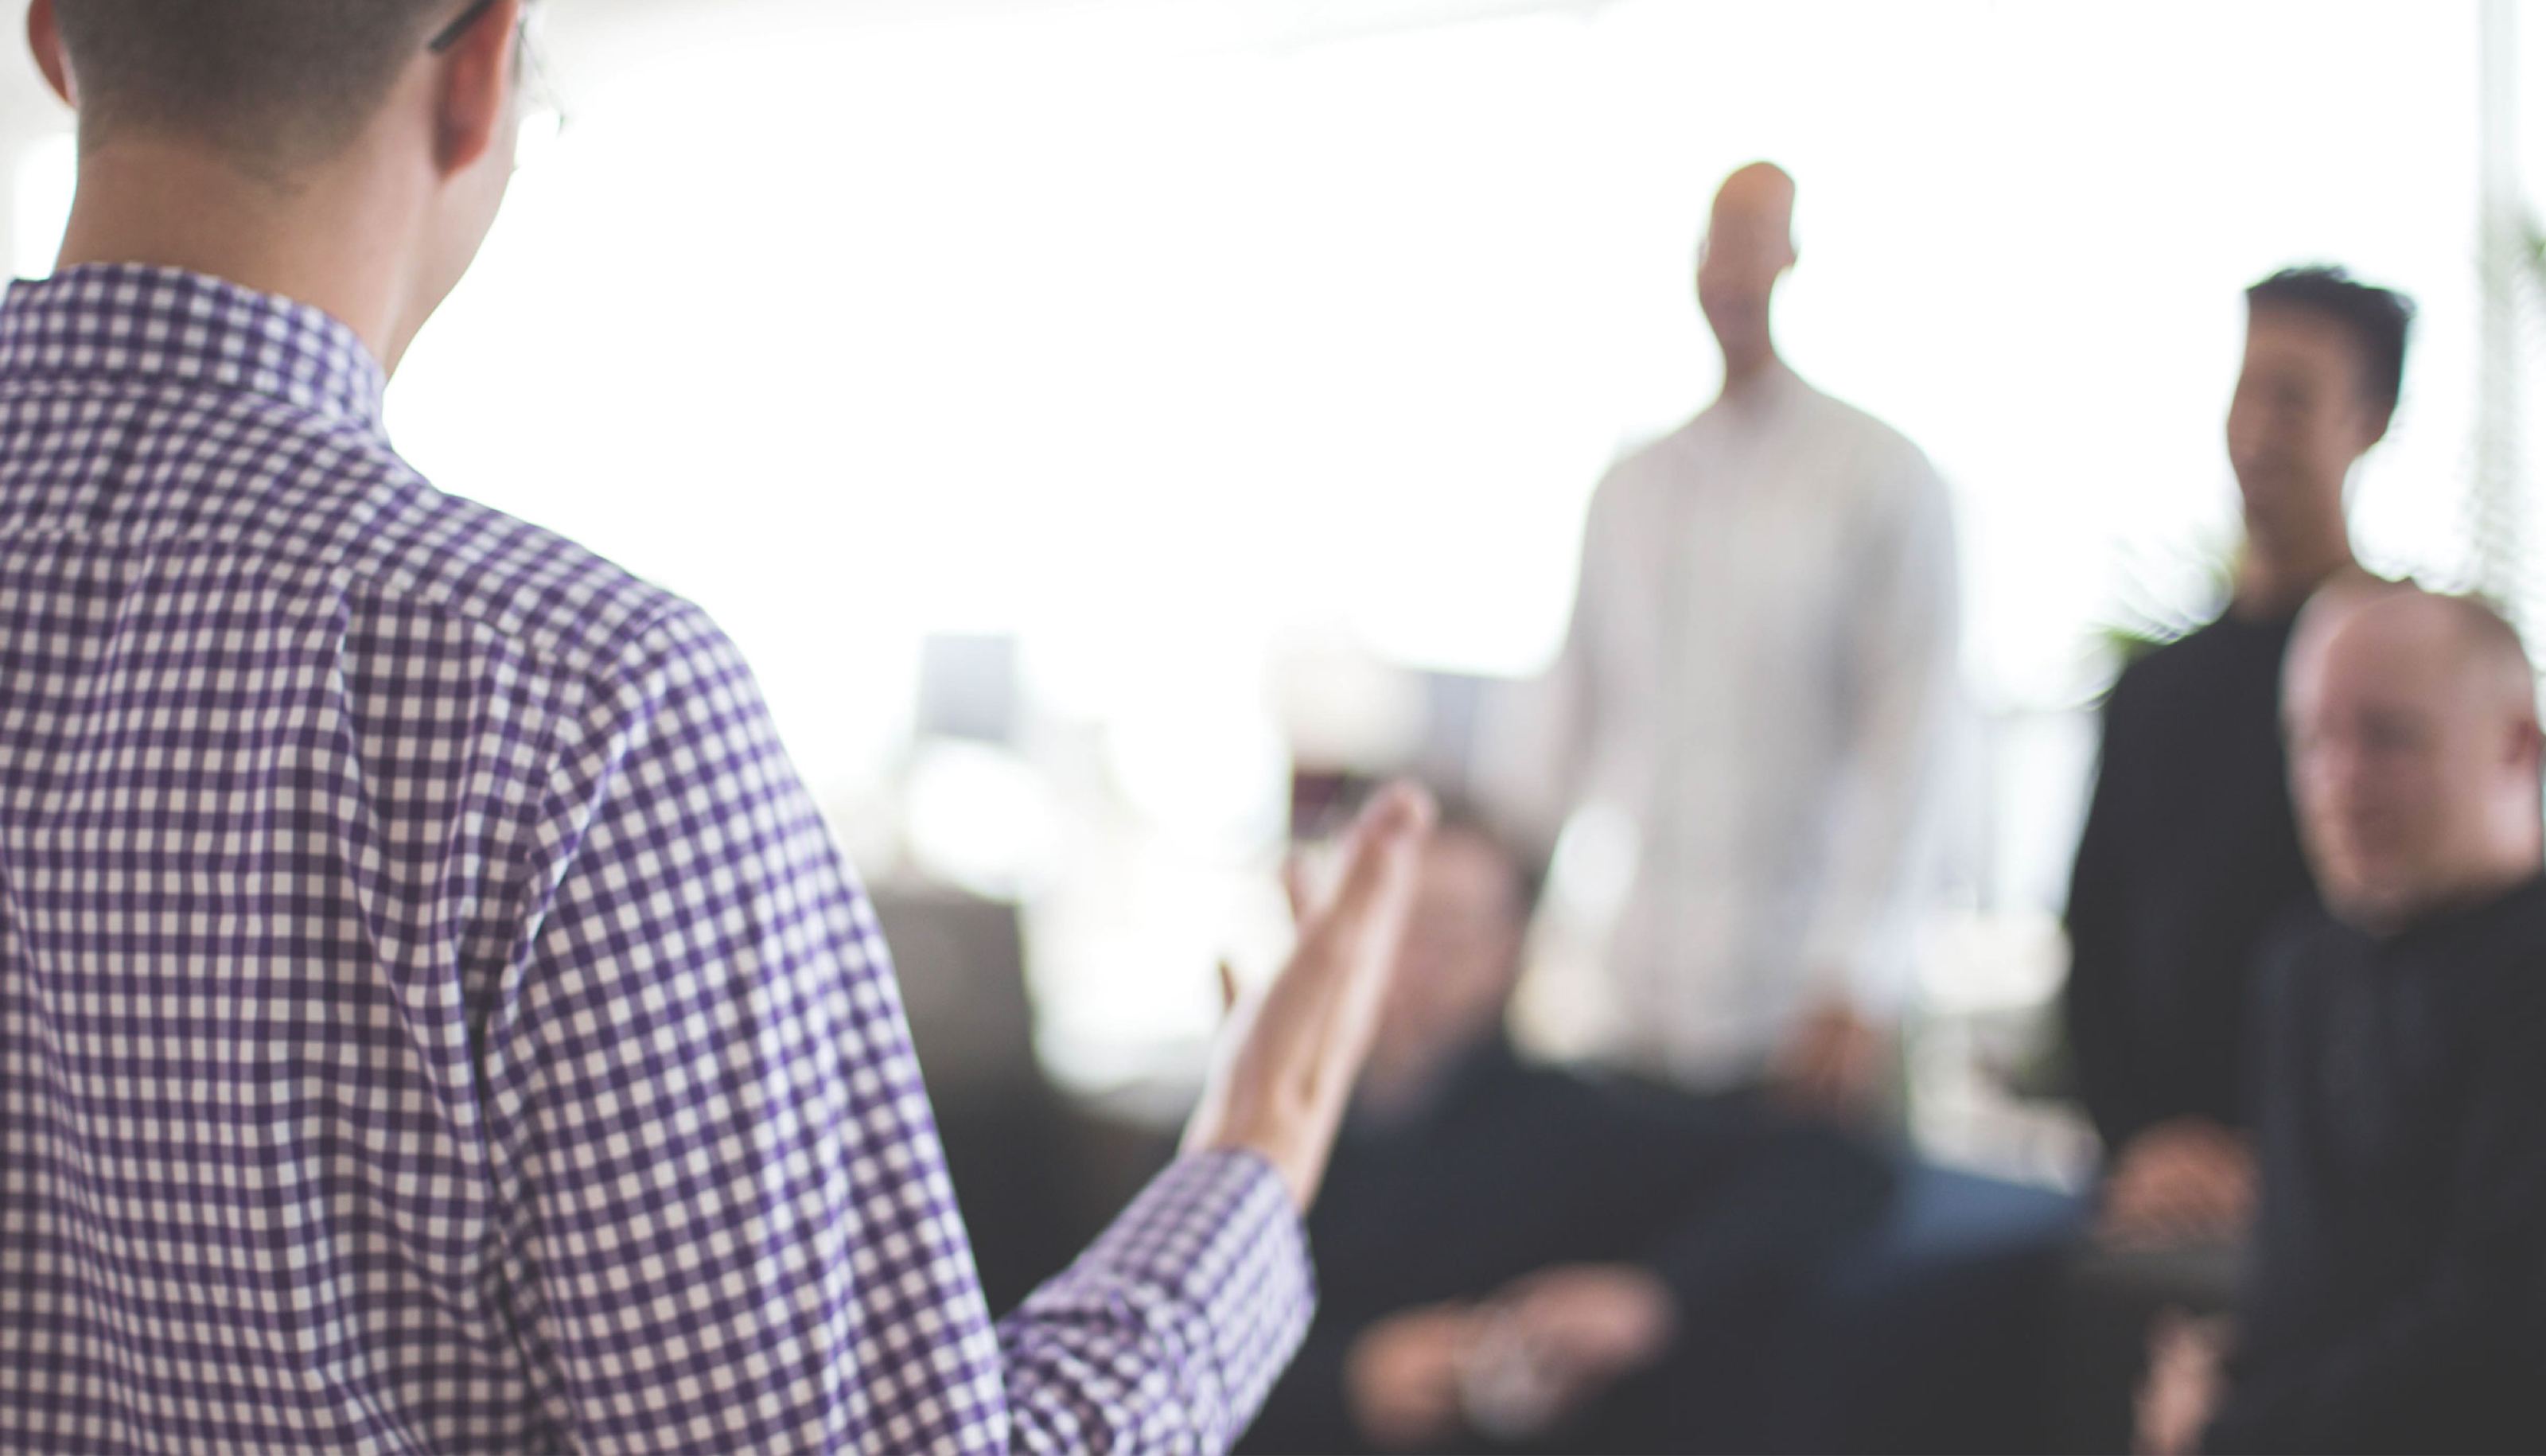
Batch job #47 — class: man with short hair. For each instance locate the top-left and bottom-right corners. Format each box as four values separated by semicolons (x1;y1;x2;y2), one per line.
0;3;1434;1451
2053;265;2415;1451
2136;588;2546;1454
2064;267;2416;1242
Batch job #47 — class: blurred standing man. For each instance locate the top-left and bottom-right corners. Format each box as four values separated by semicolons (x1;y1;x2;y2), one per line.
2063;268;2414;1251
1484;162;1960;1117
0;2;1433;1452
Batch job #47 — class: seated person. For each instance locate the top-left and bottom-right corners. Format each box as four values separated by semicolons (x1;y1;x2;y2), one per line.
2137;587;2546;1454
1239;804;1894;1454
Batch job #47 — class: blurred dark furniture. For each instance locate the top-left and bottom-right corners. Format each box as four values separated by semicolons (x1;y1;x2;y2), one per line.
870;883;1174;1316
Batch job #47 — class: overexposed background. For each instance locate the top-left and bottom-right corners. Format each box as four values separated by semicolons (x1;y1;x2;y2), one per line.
7;2;2540;1136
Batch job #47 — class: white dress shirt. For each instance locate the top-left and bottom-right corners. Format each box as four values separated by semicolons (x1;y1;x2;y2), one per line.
1483;364;1962;1090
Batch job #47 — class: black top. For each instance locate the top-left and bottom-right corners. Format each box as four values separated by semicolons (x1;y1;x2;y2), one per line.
2207;878;2546;1454
1236;1040;1893;1454
2065;610;2317;1150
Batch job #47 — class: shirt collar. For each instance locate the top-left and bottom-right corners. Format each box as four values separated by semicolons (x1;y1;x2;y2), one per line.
0;263;388;438
1695;357;1809;436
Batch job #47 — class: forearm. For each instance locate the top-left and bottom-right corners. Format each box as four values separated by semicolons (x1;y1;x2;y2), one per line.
1799;498;1960;1009
2064;747;2153;1151
2063;956;2156;1154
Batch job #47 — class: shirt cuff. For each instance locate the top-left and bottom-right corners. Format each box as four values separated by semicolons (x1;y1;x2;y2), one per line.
1004;1147;1316;1451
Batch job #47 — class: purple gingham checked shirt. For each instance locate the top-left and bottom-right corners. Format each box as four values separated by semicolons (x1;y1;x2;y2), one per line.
0;265;1313;1454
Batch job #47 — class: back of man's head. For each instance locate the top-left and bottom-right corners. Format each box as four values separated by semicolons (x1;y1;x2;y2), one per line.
53;0;457;165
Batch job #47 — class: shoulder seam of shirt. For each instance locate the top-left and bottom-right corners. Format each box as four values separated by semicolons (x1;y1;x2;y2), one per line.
0;365;708;695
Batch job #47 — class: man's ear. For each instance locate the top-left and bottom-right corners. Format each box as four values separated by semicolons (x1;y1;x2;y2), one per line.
430;0;520;177
27;0;75;108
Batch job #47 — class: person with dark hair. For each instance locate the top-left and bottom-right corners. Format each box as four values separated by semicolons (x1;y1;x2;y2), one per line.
2244;267;2415;420
2067;264;2413;1199
0;3;1440;1451
1238;805;1894;1454
2137;587;2546;1454
2054;265;2416;1448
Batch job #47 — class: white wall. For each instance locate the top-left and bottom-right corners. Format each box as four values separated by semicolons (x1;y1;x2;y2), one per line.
7;0;2536;1084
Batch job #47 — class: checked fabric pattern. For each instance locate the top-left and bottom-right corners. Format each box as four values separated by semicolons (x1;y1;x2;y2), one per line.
0;264;1312;1454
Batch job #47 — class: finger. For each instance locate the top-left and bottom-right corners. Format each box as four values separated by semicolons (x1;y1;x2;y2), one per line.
2166;1174;2246;1227
1217;960;1240;1014
2100;1176;2155;1224
1292;781;1428;922
1334;781;1436;887
1282;853;1318;923
2136;1201;2204;1243
1298;781;1435;965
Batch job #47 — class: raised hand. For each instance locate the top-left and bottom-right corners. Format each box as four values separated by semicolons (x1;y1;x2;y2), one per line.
1183;781;1436;1208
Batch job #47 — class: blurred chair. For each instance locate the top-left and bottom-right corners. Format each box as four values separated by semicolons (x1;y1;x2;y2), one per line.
874;882;1037;1096
869;882;1175;1315
870;884;1075;1314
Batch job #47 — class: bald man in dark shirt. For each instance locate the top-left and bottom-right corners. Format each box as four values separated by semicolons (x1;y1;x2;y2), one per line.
2138;587;2546;1454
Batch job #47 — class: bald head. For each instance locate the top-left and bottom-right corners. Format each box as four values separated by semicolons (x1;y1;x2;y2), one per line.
1698;162;1797;382
1712;162;1796;238
2286;586;2544;933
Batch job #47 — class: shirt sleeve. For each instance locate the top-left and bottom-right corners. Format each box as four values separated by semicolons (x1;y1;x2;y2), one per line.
1793;450;1964;1014
1000;1150;1314;1454
2062;672;2154;1153
477;605;1311;1454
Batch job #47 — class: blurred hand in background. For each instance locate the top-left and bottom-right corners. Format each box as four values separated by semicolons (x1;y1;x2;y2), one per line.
2098;1118;2258;1250
1773;995;1890;1123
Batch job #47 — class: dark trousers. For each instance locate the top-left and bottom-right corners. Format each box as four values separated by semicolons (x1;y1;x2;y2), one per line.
1762;1165;2085;1454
